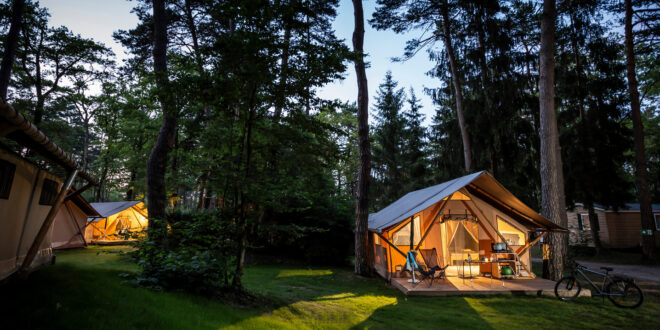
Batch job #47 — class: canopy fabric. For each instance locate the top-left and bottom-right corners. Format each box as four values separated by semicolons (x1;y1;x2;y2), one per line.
368;171;565;233
89;201;142;219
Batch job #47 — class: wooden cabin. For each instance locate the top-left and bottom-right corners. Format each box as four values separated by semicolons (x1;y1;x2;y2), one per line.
567;203;660;248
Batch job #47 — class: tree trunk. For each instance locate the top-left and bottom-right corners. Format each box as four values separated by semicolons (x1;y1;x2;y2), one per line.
274;25;291;118
147;0;177;245
441;0;471;173
352;0;372;276
624;0;655;260
82;120;89;172
538;0;568;281
0;0;25;101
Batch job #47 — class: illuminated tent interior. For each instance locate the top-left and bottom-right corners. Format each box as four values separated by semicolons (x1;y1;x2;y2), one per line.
86;201;148;243
369;171;567;280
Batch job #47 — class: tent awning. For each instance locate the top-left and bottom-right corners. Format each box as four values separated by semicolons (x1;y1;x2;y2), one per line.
89;201;142;220
368;171;566;233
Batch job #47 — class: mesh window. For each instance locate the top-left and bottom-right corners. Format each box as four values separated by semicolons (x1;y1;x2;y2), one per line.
39;179;60;205
0;159;16;199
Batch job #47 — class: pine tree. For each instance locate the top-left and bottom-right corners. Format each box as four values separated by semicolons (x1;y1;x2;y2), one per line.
371;71;406;209
402;88;427;191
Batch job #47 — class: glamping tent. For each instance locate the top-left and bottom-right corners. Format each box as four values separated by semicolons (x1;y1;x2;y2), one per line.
86;201;148;243
0;101;96;281
369;171;566;281
51;190;99;249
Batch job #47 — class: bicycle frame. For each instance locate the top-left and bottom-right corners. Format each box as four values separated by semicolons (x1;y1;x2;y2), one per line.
572;265;622;297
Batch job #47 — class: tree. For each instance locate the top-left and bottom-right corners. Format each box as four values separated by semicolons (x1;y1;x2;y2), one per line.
147;0;177;245
538;0;568;280
371;71;406;209
371;0;471;173
352;0;371;276
624;0;656;260
0;0;25;101
12;2;112;125
402;88;427;192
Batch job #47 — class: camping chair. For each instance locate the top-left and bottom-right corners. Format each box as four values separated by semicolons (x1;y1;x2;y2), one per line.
419;248;448;285
406;250;441;287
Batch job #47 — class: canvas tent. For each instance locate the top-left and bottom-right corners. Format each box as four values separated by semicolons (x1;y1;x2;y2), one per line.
0;101;96;281
51;190;99;249
370;171;566;280
86;201;148;242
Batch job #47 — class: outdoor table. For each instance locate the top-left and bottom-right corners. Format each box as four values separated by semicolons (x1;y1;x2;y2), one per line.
463;260;513;287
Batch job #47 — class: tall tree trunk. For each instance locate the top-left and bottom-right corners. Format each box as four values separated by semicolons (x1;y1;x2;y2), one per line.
441;0;471;173
82;120;89;172
538;0;568;281
274;25;291;118
147;0;176;245
0;0;25;101
352;0;372;276
624;0;655;260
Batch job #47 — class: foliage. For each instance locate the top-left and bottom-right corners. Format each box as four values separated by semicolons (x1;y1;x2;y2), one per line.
131;209;241;295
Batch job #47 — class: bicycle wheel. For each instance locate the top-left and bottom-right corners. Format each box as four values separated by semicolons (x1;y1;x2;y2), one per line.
555;276;581;301
606;279;644;308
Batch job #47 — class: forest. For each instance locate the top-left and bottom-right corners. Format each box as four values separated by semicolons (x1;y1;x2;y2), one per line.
0;0;658;295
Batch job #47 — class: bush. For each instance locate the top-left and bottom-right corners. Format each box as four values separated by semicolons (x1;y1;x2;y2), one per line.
131;210;239;296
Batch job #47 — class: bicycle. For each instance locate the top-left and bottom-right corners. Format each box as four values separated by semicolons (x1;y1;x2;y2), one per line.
554;259;643;308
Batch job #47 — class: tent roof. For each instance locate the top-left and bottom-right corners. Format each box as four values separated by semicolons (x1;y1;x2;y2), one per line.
67;188;100;217
368;171;566;233
89;201;142;219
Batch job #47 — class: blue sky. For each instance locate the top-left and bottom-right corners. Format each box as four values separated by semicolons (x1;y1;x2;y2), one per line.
41;0;440;124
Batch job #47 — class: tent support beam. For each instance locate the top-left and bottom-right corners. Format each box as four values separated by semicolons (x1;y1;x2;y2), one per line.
415;193;454;251
65;202;87;246
516;232;547;256
19;169;78;275
460;200;495;242
375;232;406;259
64;182;94;201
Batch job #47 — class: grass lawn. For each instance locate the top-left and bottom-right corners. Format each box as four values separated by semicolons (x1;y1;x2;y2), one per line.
1;246;658;329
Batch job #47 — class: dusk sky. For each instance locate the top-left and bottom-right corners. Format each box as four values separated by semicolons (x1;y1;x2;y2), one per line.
40;0;440;124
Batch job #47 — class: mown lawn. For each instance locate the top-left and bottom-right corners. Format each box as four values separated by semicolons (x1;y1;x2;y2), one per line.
1;246;658;329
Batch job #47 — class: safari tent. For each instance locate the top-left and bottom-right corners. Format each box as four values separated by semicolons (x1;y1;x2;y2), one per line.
0;101;96;281
369;171;566;281
51;190;99;249
86;201;148;243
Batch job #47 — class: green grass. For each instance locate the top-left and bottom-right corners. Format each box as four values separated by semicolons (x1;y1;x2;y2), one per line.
1;246;658;329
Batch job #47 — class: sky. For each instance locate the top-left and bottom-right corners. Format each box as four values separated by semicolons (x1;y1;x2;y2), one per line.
40;0;441;124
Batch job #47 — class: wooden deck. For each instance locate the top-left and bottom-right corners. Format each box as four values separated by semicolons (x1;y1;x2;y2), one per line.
391;276;592;297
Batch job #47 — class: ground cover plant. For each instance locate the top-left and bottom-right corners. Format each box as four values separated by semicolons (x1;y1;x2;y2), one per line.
0;246;657;329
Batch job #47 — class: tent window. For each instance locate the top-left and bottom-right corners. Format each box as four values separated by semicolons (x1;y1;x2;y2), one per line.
497;216;525;246
654;214;660;231
0;159;16;199
392;216;421;246
39;179;59;205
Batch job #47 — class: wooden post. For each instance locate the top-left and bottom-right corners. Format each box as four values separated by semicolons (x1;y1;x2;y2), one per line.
65;202;87;246
19;169;78;274
415;193;453;250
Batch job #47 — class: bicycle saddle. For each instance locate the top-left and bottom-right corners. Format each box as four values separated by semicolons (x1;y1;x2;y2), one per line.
600;266;613;272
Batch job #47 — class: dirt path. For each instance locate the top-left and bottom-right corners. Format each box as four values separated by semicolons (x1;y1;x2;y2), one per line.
575;260;660;284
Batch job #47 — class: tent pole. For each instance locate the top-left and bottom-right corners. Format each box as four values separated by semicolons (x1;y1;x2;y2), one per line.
19;169;78;275
409;216;414;251
376;232;406;258
65;202;87;246
516;231;547;256
64;182;93;201
461;201;495;241
415;193;454;251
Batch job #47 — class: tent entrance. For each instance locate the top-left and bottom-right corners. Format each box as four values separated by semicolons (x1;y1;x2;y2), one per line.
441;219;479;276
